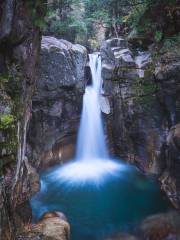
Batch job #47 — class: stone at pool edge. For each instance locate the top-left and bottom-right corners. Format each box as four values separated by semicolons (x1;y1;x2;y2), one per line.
104;211;180;240
17;211;70;240
140;211;180;240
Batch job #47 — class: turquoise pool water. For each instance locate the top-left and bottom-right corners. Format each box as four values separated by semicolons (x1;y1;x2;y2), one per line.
31;163;170;240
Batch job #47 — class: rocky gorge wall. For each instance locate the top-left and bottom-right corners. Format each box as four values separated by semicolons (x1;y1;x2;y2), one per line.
27;36;87;170
0;0;46;238
101;37;180;209
0;6;87;235
0;1;180;238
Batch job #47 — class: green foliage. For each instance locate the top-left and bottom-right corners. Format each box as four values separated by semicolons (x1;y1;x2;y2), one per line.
0;64;24;125
0;114;15;130
127;0;180;44
26;0;47;30
154;31;163;42
45;0;86;41
46;0;156;43
128;3;148;29
47;15;87;40
69;18;87;34
162;33;180;49
4;65;23;100
91;10;110;25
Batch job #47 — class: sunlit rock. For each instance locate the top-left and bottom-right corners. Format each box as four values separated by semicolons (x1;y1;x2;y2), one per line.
100;95;111;114
135;51;151;78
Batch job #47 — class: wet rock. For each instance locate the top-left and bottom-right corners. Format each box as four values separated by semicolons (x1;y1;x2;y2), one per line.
167;123;180;149
160;172;180;209
100;95;111;114
0;181;15;240
0;0;46;237
17;211;70;240
28;36;87;169
102;38;176;170
39;212;67;222
101;37;163;173
140;211;180;240
160;123;180;209
101;37;180;208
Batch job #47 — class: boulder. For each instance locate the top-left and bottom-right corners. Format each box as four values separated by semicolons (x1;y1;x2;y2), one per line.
28;36;87;169
17;211;70;240
140;211;180;240
101;38;136;81
39;36;87;94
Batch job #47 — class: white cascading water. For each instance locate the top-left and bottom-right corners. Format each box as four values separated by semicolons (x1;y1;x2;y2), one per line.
76;54;108;160
48;53;123;186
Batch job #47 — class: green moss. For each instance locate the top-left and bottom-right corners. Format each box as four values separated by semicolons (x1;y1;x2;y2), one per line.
0;74;9;85
0;114;15;130
0;142;17;155
151;32;180;63
132;74;159;109
0;65;22;166
160;33;180;53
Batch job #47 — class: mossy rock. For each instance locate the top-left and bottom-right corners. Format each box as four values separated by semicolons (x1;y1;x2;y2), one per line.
0;114;15;130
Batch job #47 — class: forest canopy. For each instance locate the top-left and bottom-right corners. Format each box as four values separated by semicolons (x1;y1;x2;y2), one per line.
43;0;180;48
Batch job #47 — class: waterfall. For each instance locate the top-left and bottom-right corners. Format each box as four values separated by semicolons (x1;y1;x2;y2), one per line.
44;53;123;186
76;53;108;160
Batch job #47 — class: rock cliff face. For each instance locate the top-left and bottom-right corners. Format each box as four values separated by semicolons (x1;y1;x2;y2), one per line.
0;2;179;237
0;0;46;238
28;36;87;169
101;38;180;209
